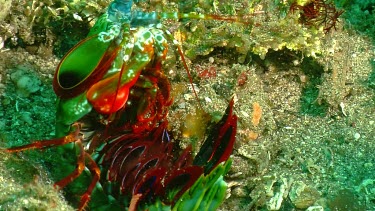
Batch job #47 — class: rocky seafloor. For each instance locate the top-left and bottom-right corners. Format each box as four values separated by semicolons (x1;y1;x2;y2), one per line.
0;0;374;210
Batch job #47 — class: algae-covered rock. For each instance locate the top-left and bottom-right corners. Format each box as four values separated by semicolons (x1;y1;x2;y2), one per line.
0;0;11;21
182;0;327;60
10;66;41;98
0;151;74;210
289;181;320;209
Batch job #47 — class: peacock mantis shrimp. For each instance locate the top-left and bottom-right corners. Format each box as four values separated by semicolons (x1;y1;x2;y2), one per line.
5;0;247;210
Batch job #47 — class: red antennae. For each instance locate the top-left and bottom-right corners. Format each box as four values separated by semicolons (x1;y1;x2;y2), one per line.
175;44;203;109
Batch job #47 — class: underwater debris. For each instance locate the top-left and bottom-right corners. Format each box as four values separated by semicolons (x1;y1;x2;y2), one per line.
252;102;262;127
290;0;344;33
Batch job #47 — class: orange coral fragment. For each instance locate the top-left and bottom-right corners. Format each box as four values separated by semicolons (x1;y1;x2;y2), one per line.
248;130;259;140
251;102;262;127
